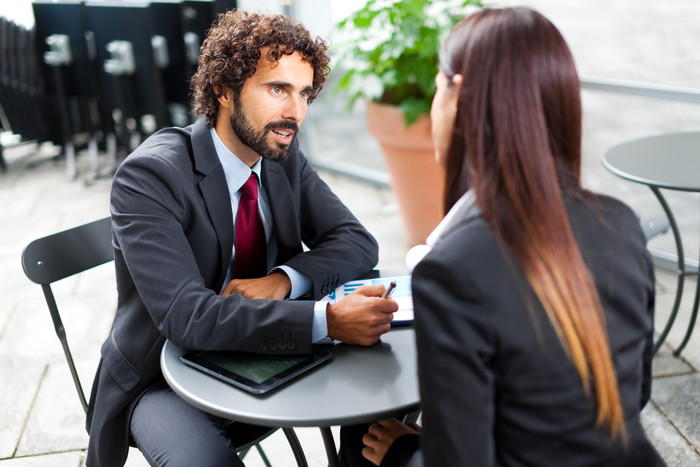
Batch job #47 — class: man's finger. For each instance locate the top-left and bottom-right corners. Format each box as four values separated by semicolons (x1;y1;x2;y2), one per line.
351;284;386;297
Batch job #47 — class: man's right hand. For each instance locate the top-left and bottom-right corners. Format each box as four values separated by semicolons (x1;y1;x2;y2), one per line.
326;284;398;346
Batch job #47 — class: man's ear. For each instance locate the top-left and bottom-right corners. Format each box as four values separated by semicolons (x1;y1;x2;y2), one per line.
216;86;234;111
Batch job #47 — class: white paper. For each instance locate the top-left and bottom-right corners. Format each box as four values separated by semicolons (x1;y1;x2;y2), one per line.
323;275;413;324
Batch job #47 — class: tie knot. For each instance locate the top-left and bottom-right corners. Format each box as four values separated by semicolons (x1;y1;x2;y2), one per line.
240;173;259;200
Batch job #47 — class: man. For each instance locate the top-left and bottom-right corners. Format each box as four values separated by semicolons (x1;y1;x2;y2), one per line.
85;10;397;467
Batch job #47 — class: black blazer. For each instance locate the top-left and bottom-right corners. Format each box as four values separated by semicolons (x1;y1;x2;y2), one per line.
85;119;378;466
400;194;663;466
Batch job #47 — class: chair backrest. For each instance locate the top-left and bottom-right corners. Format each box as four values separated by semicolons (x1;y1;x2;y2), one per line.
19;217;287;466
21;217;113;412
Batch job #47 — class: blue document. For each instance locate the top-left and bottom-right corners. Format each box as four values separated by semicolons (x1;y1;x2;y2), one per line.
324;275;413;326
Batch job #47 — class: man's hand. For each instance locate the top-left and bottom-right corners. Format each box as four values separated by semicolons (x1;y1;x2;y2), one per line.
362;419;422;466
326;284;398;346
221;271;292;300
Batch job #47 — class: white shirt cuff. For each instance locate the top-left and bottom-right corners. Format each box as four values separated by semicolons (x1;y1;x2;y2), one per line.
311;300;332;344
274;265;311;299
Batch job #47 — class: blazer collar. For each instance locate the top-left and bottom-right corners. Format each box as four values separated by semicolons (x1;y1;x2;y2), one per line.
191;118;221;176
192;118;234;281
427;190;481;247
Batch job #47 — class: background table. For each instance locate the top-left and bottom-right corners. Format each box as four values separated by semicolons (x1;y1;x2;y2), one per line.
161;327;420;466
603;131;700;355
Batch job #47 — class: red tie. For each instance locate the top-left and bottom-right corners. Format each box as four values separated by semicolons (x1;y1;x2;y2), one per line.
233;173;267;279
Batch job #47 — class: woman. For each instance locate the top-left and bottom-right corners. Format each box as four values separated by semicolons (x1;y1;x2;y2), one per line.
362;7;665;467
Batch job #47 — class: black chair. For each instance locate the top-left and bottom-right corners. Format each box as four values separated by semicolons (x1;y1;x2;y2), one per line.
21;217;113;412
21;217;302;466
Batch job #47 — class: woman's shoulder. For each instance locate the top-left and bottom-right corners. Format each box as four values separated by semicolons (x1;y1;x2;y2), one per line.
567;191;646;242
416;215;505;284
432;215;497;256
572;191;638;221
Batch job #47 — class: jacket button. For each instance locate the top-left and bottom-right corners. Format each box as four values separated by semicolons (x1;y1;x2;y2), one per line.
287;340;296;351
260;342;268;351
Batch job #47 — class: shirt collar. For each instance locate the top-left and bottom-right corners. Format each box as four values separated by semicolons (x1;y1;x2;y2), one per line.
426;189;480;247
210;127;262;195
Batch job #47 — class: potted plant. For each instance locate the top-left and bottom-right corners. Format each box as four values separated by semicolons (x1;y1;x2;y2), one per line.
333;0;483;245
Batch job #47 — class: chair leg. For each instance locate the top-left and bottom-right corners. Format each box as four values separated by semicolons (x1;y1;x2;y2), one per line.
255;443;273;467
239;444;272;467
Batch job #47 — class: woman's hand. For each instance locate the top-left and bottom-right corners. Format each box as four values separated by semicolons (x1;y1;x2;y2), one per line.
362;419;422;466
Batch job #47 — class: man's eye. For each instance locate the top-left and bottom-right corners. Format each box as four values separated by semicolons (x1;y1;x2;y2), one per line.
271;87;282;94
299;91;309;100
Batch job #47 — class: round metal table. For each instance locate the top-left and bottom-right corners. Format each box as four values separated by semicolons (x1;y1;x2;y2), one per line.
603;131;700;355
161;327;420;466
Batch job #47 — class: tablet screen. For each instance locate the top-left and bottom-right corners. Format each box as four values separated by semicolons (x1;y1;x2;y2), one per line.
204;353;308;384
180;347;333;395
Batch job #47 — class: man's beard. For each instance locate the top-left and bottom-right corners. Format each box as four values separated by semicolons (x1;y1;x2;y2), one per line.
229;99;298;162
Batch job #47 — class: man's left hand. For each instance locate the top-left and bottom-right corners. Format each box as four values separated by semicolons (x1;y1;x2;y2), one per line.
221;271;292;300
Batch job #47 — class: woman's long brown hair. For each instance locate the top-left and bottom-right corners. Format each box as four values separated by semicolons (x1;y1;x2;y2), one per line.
440;7;625;440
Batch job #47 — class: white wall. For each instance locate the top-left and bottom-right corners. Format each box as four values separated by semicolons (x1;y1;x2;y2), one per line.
0;0;34;27
237;0;366;40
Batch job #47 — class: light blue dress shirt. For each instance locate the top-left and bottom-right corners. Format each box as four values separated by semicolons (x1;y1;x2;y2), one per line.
210;128;329;342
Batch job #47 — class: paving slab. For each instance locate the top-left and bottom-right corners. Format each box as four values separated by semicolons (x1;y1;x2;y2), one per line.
0;367;44;459
0;451;83;467
653;280;700;370
651;373;700;458
14;362;94;457
652;347;695;379
641;402;700;467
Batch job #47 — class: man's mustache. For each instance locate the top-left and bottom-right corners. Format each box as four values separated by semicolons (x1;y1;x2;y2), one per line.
265;120;299;133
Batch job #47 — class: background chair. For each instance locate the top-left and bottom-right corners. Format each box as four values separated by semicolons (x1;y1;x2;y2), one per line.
21;217;296;466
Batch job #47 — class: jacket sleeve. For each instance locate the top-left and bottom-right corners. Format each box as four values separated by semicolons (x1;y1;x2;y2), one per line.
380;434;423;467
412;241;497;467
278;148;379;299
111;150;314;354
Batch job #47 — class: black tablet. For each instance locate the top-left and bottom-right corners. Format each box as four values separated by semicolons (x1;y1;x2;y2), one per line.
180;347;333;395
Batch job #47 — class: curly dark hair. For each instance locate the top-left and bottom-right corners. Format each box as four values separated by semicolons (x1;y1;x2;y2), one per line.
191;10;330;127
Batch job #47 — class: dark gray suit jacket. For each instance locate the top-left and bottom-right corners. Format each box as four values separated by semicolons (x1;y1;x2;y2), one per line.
396;193;664;467
85;118;378;466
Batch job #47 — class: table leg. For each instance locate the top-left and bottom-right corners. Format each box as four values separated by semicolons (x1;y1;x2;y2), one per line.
320;427;340;467
282;427;309;467
676;287;700;355
674;207;700;355
650;187;686;354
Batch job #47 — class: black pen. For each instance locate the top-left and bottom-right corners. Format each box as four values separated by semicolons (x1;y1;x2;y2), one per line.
382;281;397;299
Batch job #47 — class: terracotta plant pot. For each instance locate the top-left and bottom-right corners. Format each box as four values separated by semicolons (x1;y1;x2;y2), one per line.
366;102;445;246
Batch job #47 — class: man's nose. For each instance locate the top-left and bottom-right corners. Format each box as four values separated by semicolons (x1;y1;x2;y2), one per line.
281;96;305;122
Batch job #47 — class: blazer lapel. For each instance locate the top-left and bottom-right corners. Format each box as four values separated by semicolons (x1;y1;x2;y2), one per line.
191;119;234;280
262;159;301;258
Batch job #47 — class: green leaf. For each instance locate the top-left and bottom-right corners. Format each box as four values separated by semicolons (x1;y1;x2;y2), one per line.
331;0;483;120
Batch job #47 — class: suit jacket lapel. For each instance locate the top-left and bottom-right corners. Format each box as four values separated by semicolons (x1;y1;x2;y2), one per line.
191;119;234;281
262;158;301;258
